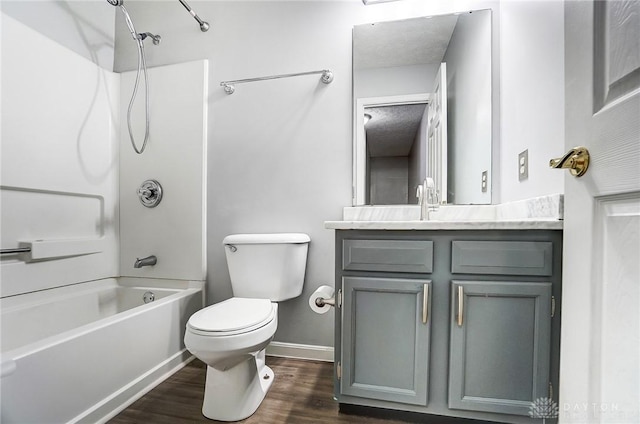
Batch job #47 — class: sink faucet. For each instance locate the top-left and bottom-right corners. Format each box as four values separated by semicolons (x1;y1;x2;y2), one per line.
134;255;157;268
417;178;440;220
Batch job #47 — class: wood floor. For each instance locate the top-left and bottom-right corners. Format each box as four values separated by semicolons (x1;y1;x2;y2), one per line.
109;357;412;424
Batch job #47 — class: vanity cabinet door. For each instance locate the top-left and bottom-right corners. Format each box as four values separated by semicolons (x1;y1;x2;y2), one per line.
341;276;432;406
448;280;552;416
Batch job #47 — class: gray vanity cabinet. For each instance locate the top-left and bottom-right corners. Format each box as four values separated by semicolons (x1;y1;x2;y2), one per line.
333;230;562;424
339;238;434;405
447;240;555;416
448;280;552;416
341;276;432;406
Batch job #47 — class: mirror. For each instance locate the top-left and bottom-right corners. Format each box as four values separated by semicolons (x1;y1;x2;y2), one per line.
353;9;493;205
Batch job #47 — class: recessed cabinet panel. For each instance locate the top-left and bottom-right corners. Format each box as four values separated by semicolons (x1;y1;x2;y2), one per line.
341;276;431;406
448;280;552;416
343;240;433;273
451;241;553;276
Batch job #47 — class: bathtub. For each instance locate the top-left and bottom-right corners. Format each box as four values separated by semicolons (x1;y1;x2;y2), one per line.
0;277;204;423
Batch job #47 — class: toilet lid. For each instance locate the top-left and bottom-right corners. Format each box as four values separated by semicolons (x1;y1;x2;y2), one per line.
187;298;275;333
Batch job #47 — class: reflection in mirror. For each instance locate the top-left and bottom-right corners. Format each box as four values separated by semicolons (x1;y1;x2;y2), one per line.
353;9;492;205
366;103;427;205
356;94;429;205
364;103;426;205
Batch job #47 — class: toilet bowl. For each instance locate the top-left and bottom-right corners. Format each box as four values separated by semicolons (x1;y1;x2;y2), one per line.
184;233;310;421
185;298;278;421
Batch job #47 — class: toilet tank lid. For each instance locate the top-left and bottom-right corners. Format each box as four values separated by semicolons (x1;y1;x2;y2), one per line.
223;233;310;245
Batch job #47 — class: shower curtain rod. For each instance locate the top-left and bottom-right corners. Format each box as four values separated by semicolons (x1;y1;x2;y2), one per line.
220;69;334;94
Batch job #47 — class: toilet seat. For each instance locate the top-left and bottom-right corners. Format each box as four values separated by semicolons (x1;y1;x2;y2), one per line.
187;297;275;337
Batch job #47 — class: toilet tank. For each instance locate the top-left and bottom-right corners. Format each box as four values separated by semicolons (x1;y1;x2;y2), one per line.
223;233;310;301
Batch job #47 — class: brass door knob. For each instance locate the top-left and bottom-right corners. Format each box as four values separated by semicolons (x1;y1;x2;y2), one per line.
549;146;590;177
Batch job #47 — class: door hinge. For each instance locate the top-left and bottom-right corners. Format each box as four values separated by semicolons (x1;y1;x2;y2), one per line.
336;362;342;380
337;289;342;308
551;296;556;318
549;382;554;399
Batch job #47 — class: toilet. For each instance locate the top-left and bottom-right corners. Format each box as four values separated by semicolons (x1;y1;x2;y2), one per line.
184;233;310;421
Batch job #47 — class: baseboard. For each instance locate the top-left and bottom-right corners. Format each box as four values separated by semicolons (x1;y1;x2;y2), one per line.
266;341;334;362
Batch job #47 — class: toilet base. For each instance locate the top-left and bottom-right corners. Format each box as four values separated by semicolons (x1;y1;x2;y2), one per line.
201;350;274;421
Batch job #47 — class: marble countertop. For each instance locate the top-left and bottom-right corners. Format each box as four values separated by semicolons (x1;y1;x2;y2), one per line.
325;194;564;231
324;219;563;230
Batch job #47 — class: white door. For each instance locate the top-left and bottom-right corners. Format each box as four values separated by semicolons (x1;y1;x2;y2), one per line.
427;62;447;204
560;1;640;423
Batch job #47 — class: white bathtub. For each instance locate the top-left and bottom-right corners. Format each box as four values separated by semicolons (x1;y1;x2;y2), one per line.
0;277;204;423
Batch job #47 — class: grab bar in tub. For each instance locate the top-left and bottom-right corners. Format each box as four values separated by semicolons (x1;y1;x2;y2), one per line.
0;247;31;254
1;239;103;259
1;359;17;378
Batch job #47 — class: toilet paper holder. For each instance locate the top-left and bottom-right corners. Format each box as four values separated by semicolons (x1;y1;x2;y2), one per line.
315;296;335;308
309;286;341;314
314;289;341;308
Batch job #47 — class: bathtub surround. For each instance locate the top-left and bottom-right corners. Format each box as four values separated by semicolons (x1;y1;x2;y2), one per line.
1;9;209;424
1;12;208;293
1;13;120;298
119;60;208;281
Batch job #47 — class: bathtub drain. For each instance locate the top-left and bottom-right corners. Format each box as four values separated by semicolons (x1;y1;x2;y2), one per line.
143;291;156;304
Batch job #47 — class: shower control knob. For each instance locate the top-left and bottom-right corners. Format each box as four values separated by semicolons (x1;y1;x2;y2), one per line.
137;179;163;208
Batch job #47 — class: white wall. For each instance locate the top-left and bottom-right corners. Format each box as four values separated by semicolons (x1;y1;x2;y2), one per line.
119;60;208;281
408;108;429;204
444;10;492;204
112;0;563;348
369;156;409;204
1;13;120;297
0;0;116;71
355;64;438;99
498;0;564;203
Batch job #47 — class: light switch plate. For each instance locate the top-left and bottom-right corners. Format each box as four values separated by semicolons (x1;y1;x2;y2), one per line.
481;170;488;192
518;150;529;181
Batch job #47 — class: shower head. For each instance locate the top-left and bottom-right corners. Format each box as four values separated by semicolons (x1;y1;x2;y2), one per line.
106;0;123;6
200;21;210;32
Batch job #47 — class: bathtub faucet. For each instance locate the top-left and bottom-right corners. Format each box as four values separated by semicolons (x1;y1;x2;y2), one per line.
134;255;157;268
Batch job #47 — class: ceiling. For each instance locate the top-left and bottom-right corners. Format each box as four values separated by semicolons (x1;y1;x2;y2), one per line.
354;15;458;158
365;103;427;157
353;14;458;70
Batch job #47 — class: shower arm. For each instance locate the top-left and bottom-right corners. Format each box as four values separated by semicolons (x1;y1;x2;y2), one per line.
178;0;210;32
